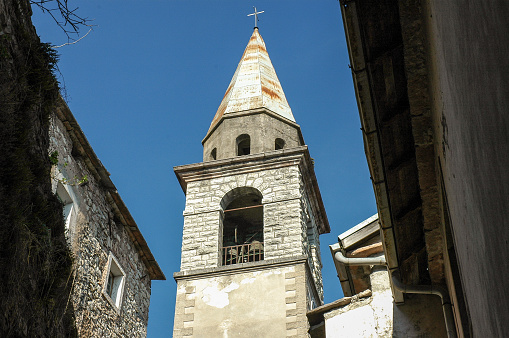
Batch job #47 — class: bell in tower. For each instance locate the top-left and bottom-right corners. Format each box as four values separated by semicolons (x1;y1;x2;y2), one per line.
173;23;330;337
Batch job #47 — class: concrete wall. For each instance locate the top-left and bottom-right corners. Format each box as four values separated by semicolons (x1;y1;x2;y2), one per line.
425;1;509;336
49;113;152;337
174;261;309;337
324;268;446;337
202;111;302;161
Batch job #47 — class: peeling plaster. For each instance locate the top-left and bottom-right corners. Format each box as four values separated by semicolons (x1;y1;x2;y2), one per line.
241;277;256;285
202;282;240;308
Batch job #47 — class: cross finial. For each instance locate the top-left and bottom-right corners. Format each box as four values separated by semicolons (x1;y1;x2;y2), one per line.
247;6;264;28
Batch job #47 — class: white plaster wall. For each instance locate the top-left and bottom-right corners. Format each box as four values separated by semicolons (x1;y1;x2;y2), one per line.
325;269;393;337
324;268;447;337
426;1;509;336
179;266;294;337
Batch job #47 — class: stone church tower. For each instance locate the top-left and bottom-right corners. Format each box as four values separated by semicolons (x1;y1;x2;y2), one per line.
173;27;330;337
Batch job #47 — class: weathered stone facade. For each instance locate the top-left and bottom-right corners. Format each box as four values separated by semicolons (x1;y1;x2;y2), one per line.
173;27;329;337
202;109;303;161
49;100;164;336
0;1;78;335
180;160;303;266
174;147;328;337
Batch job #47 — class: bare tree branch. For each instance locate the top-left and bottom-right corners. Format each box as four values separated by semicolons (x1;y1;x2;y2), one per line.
30;0;93;42
51;27;92;48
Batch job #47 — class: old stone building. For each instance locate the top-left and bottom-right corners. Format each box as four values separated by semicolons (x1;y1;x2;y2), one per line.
0;1;165;336
172;27;330;337
49;98;165;336
337;0;509;336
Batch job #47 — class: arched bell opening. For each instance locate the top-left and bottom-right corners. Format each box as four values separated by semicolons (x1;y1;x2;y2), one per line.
275;138;285;150
220;187;263;265
236;134;251;156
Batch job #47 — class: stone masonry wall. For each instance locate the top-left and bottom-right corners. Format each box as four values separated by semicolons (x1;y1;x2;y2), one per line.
49;112;152;337
179;157;324;305
181;164;302;268
0;1;77;335
302;192;323;304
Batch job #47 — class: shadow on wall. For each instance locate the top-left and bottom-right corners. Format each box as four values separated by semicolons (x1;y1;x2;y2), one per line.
321;268;447;337
392;294;446;337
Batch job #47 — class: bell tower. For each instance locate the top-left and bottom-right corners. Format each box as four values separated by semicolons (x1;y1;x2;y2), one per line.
173;27;330;337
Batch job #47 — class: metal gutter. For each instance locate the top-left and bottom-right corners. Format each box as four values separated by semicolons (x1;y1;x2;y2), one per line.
339;0;402;302
392;271;457;337
330;215;383;297
334;251;386;266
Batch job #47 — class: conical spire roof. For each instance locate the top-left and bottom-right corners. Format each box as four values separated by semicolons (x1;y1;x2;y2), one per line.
207;28;295;134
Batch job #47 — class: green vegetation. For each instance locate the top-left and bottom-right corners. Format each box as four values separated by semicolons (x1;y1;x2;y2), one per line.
50;151;89;186
0;1;77;336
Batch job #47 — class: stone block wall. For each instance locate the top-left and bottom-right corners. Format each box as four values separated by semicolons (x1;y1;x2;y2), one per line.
49;113;153;337
179;163;315;271
181;210;221;270
301;193;323;304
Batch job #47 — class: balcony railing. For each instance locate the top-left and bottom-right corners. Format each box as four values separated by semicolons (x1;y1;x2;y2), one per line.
222;242;264;266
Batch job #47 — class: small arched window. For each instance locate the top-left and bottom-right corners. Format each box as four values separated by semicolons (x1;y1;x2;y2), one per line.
221;188;263;265
275;138;285;150
210;148;217;160
236;134;250;156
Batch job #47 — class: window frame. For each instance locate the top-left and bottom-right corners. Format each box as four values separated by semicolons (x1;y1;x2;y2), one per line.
102;252;126;312
56;181;74;231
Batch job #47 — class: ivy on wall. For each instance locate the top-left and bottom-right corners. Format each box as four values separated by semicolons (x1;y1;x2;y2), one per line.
0;1;77;336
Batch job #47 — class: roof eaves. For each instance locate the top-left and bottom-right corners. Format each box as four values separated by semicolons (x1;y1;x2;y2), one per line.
55;97;166;280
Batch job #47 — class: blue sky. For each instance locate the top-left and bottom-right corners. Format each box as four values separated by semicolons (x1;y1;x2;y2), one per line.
32;1;377;336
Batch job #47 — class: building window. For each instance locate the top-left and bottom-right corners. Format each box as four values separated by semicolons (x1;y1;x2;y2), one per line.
103;253;126;310
275;138;285;150
56;182;74;230
236;134;250;156
221;189;263;265
210;148;217;160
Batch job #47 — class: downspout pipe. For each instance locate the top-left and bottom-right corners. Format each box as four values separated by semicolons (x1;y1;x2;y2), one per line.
334;252;456;337
334;251;386;266
391;271;457;338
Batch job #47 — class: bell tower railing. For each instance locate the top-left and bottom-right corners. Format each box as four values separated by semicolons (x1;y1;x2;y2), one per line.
222;242;264;266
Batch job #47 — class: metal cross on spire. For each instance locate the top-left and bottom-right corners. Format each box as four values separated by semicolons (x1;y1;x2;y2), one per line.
247;7;264;28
